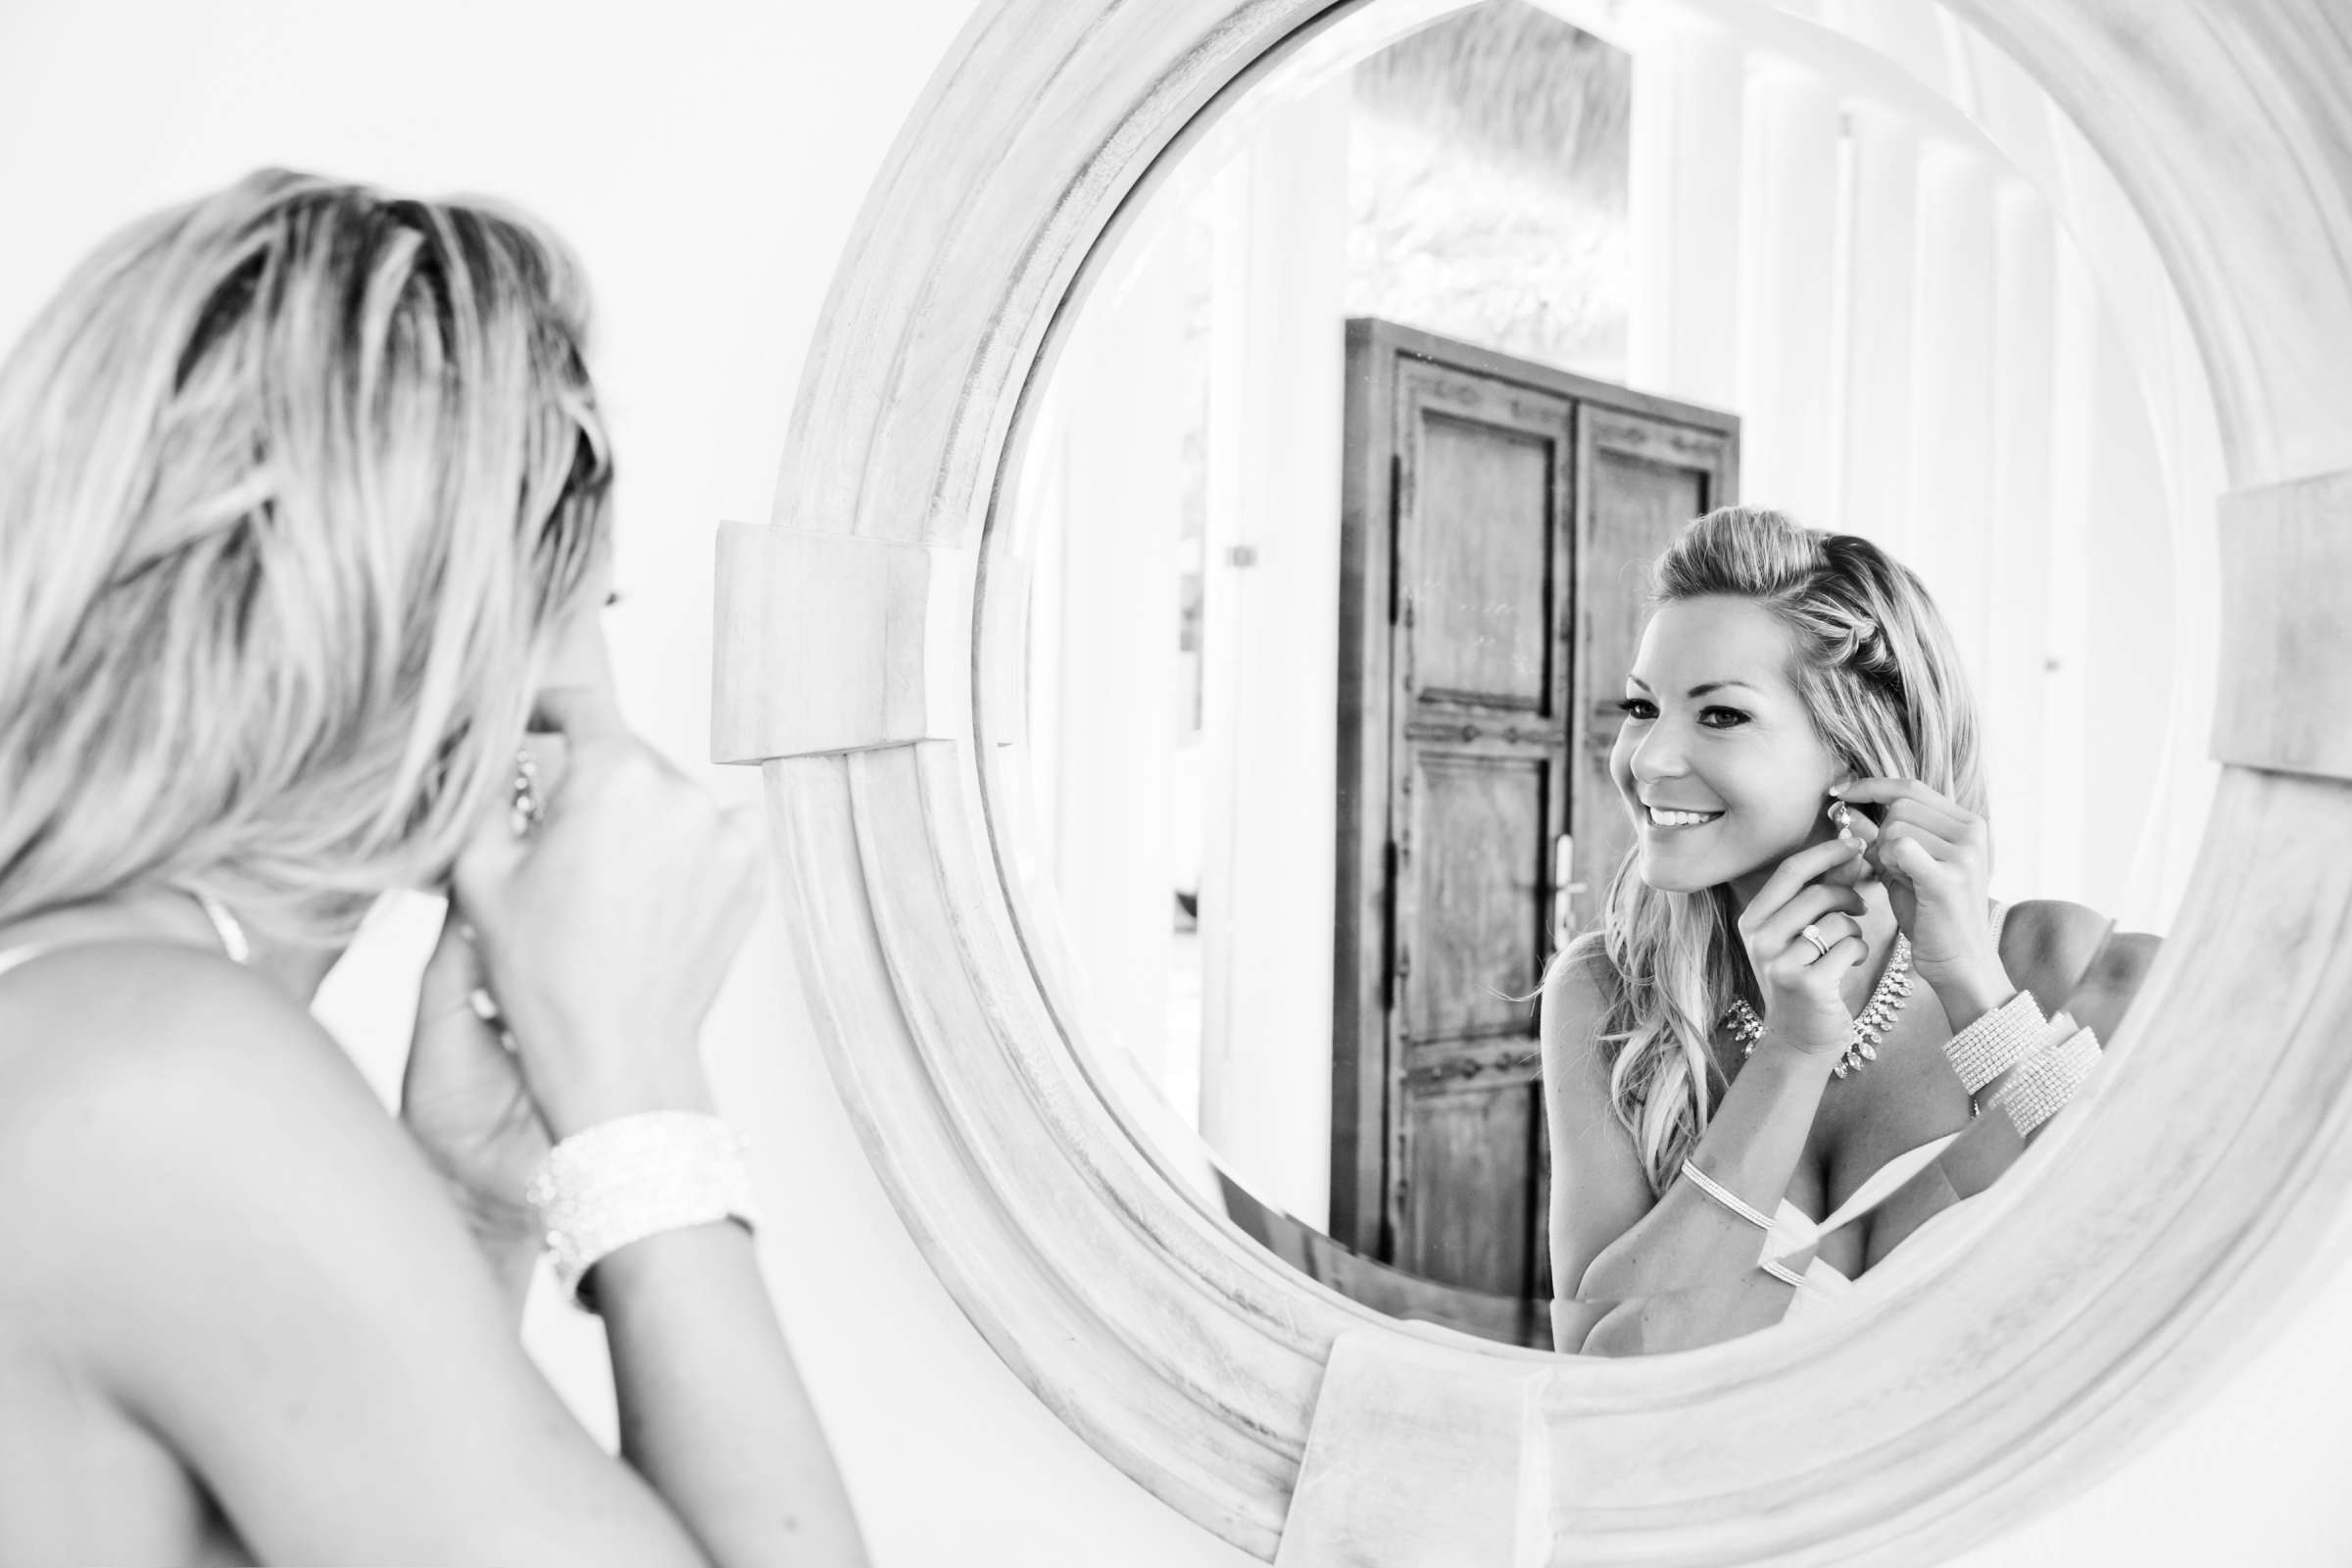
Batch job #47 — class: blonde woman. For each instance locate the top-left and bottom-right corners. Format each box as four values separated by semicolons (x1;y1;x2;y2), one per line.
0;173;864;1563
1542;508;2156;1356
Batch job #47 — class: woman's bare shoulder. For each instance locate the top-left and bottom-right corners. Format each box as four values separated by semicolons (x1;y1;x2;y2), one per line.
0;942;368;1125
0;944;432;1310
1539;939;1643;1166
0;945;678;1561
1538;939;1615;1092
1998;900;2159;1030
0;943;400;1257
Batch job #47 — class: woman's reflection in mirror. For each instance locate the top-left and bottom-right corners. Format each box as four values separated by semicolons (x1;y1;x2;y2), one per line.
1541;507;2156;1355
0;172;865;1563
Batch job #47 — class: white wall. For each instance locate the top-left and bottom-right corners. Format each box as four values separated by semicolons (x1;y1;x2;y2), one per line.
3;1;2348;1563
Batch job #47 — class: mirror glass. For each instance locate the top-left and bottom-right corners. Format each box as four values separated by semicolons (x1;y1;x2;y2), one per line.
992;0;2213;1350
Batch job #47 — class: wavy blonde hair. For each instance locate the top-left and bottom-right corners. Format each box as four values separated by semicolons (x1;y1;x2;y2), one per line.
1559;507;1985;1194
0;170;611;946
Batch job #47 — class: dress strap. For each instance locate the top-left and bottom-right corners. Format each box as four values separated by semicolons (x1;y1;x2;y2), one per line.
1990;899;2012;953
0;894;249;985
0;942;66;986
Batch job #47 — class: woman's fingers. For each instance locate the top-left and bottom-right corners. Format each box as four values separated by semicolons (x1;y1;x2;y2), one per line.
1753;880;1867;951
416;902;490;1024
1790;910;1864;956
403;904;518;1107
1837;777;1976;840
1763;912;1867;993
1813;929;1871;972
1835;777;1941;809
1741;837;1869;931
451;782;535;907
1876;821;1972;889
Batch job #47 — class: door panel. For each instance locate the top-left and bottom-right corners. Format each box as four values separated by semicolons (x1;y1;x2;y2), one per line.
1412;411;1557;710
1402;746;1548;1041
1398;1078;1543;1297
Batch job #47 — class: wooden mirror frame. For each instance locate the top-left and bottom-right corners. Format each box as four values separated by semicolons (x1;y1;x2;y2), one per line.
714;2;2352;1560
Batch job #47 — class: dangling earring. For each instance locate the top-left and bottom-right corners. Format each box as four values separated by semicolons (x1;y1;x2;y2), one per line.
509;746;544;839
1827;796;1859;847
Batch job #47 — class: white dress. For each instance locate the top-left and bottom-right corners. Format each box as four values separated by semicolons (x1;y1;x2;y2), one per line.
1763;902;2016;1320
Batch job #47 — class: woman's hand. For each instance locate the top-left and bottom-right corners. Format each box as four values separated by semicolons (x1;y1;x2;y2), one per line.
400;908;551;1250
1835;777;2007;1015
451;675;769;1141
1735;837;1872;1056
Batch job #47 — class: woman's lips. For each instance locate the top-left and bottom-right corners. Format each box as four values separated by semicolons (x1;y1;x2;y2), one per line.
1645;805;1725;830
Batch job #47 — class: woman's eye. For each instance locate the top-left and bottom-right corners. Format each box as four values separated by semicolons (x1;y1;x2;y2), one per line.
1615;698;1656;720
1698;707;1751;729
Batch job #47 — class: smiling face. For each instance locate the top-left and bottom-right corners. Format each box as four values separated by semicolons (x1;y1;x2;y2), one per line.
1608;595;1847;896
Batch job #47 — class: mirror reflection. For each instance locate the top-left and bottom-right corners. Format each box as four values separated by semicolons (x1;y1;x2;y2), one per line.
998;0;2205;1350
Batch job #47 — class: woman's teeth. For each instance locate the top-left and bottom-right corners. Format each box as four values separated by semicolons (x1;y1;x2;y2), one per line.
1647;807;1724;828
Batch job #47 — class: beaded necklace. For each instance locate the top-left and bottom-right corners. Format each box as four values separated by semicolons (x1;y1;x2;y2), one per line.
1722;934;1914;1079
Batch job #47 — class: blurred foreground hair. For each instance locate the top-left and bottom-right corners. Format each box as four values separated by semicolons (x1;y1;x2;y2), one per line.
0;169;611;945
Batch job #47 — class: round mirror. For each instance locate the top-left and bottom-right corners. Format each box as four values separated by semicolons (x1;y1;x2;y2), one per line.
730;0;2352;1552
988;0;2211;1349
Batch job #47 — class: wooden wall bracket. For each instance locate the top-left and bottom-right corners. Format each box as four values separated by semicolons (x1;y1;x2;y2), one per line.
2213;469;2352;781
712;523;970;763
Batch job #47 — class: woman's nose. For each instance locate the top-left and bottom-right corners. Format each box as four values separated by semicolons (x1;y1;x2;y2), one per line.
1628;721;1689;783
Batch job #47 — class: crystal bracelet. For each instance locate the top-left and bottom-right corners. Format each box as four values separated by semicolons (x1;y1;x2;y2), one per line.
526;1111;760;1310
1942;988;2047;1094
1990;1027;2103;1139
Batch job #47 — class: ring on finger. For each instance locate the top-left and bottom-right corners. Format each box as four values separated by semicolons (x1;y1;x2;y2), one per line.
1799;923;1832;961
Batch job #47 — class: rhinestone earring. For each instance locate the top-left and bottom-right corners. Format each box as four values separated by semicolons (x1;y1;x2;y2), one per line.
509;746;544;839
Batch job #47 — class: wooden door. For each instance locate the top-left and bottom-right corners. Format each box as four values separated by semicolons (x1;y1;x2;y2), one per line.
1333;320;1735;1313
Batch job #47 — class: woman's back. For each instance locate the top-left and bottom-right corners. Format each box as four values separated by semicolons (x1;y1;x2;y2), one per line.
0;935;312;1564
0;924;575;1562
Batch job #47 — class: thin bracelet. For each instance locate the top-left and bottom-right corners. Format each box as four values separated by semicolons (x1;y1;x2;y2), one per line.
1680;1157;1776;1231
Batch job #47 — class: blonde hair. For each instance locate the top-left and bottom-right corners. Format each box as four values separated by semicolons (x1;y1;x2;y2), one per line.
1562;507;1985;1193
0;170;611;946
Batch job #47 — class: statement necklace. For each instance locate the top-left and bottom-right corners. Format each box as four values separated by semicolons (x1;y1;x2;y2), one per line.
1722;934;1914;1079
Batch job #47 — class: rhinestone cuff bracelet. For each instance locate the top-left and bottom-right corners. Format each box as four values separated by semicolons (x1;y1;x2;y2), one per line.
1991;1026;2103;1140
526;1111;759;1310
1943;988;2048;1094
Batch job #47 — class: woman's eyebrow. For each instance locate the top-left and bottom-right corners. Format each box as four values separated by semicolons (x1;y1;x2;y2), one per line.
1623;676;1761;697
